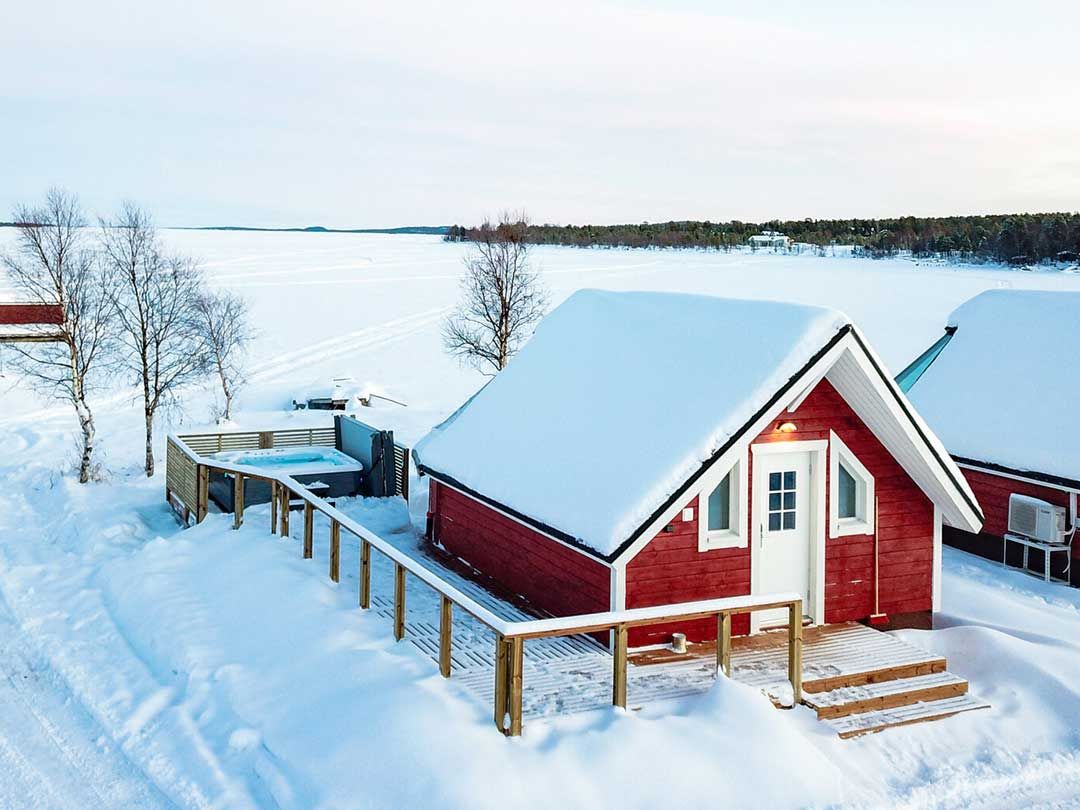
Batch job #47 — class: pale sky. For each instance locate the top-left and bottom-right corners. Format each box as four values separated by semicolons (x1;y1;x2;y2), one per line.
3;1;1078;227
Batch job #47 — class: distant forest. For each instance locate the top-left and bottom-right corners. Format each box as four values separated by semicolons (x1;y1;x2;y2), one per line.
445;213;1080;264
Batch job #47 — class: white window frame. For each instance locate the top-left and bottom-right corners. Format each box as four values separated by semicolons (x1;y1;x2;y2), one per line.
829;430;875;537
698;455;747;550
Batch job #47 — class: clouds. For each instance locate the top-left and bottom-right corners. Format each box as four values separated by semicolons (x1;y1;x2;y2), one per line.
2;0;1078;226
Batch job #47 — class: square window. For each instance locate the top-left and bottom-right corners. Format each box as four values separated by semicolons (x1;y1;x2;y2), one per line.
769;472;781;490
769;492;781;510
768;513;781;531
782;511;796;530
783;471;796;489
783;491;796;509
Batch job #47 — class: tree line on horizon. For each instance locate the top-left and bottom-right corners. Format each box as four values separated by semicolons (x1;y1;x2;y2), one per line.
445;212;1080;264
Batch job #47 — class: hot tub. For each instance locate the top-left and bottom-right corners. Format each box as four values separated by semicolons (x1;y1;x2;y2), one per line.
206;446;364;512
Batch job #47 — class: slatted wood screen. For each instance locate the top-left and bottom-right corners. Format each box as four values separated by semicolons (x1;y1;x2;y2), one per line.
167;425;409;523
394;444;411;502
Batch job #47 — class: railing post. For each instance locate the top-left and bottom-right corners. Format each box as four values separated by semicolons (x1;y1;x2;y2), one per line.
270;481;278;535
303;502;314;559
280;486;290;537
359;540;371;608
233;474;245;529
493;635;508;732
329;520;341;583
612;623;628;709
393;563;406;640
508;636;524;736
788;600;803;705
717;611;732;677
196;465;209;523
439;595;452;678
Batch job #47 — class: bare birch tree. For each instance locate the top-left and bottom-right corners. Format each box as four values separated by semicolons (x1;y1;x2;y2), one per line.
2;189;114;482
193;290;252;421
100;202;208;476
442;214;548;374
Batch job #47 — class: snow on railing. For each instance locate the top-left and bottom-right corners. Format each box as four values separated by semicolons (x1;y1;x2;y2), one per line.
169;433;805;736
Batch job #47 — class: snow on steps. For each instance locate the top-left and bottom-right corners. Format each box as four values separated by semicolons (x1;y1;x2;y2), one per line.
825;694;991;739
723;623;990;737
803;671;970;719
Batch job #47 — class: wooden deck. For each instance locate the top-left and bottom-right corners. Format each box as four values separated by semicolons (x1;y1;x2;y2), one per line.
318;516;987;735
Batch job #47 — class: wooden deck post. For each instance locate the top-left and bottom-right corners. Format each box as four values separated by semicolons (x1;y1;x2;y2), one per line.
393;563;406;640
788;600;803;705
359;540;371;609
493;635;508;732
717;611;732;677
507;636;524;736
279;486;290;537
232;474;245;529
303;502;314;559
439;595;452;678
270;481;278;535
612;623;628;709
329;520;341;583
195;465;209;523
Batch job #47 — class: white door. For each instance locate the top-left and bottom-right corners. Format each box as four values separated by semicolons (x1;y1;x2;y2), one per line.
756;451;812;627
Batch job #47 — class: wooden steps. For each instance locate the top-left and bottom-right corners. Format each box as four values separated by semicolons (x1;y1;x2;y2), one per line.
825;693;990;738
719;622;990;738
803;671;969;719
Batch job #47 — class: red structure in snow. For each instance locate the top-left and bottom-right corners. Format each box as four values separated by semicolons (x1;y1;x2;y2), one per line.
0;302;64;343
905;290;1080;584
417;291;982;648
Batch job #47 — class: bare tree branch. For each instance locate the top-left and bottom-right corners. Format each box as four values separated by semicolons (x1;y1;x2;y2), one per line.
1;189;115;482
192;290;253;422
442;212;548;375
100;202;209;476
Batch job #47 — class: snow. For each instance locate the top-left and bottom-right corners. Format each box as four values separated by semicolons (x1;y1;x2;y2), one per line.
907;289;1080;481
3;231;1080;808
415;289;849;555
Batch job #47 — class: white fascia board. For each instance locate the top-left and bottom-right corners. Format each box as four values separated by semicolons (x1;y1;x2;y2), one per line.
614;337;851;569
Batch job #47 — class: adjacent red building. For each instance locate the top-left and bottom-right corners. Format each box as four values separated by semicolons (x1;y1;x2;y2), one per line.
905;290;1080;582
417;291;983;647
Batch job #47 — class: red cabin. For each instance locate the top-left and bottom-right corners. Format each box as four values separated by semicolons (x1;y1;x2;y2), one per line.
416;291;982;647
905;290;1080;583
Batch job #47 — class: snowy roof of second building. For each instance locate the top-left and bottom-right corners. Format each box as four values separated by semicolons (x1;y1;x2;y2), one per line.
415;290;850;557
907;289;1080;483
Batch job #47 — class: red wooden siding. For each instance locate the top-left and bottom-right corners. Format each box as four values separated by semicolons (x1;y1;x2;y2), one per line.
625;379;934;645
625;500;750;646
428;481;611;619
945;467;1077;579
0;303;63;325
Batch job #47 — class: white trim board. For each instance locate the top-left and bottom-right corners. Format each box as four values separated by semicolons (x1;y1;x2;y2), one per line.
955;462;1080;496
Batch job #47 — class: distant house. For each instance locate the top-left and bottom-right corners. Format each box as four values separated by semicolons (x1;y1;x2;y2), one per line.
904;290;1080;582
414;290;981;647
748;230;791;249
0;302;64;343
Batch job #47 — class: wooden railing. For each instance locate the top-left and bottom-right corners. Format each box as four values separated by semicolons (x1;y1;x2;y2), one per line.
169;436;804;736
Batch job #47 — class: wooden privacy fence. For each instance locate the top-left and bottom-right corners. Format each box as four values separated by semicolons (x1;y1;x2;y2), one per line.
169;436;805;736
166;426;409;524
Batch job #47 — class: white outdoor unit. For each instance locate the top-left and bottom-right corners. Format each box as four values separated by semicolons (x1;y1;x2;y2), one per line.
1007;493;1067;544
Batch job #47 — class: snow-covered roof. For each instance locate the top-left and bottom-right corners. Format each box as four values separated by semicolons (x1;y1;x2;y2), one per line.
415;290;851;556
907;289;1080;484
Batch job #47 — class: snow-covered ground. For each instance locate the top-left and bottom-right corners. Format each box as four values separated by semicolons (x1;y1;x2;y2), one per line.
2;232;1080;809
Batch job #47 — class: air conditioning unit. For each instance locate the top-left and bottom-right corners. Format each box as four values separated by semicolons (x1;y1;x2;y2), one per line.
1007;493;1067;544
